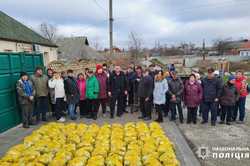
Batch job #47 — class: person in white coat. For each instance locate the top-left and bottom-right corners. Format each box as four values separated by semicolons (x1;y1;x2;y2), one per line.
153;70;169;122
48;71;66;122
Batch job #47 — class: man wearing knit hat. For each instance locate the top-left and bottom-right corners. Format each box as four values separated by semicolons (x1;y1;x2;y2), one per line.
16;72;35;128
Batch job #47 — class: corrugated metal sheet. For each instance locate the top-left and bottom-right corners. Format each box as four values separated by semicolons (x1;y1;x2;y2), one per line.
0;52;43;133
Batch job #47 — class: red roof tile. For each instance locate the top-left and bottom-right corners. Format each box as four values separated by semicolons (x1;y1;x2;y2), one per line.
242;41;250;49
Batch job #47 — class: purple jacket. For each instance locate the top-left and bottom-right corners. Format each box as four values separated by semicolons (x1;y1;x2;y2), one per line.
96;72;108;99
184;81;203;108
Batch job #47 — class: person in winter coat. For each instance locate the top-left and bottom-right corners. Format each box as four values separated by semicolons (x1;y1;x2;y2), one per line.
64;69;80;120
86;69;100;120
126;66;136;108
47;68;56;117
164;71;172;117
102;63;111;79
131;66;143;113
153;70;169;122
219;75;239;125
48;71;66;122
184;74;203;124
108;65;128;118
77;73;88;117
201;68;223;126
16;72;35;128
233;70;249;123
30;67;49;122
168;71;184;123
138;69;154;120
95;64;108;116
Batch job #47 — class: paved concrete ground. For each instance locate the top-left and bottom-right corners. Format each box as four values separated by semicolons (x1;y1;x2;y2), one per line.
178;96;250;166
2;96;249;166
0;110;200;166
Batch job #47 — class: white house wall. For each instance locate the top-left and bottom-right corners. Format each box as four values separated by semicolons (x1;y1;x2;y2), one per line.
0;40;17;51
0;39;57;66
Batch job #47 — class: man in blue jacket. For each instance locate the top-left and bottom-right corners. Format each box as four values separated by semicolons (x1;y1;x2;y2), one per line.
201;68;223;126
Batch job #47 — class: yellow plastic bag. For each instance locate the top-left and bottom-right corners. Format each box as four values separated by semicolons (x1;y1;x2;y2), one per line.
37;152;54;165
67;157;88;166
86;155;105;166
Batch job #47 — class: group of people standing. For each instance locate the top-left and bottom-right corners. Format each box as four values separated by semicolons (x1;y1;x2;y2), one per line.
16;63;249;128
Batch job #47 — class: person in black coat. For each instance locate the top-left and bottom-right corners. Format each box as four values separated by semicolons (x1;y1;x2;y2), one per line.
130;66;143;113
137;69;154;120
201;68;223;126
126;66;136;107
108;65;128;118
167;71;184;123
64;69;80;120
219;75;239;125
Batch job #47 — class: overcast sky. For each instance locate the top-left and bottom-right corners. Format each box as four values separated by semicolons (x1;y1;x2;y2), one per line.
1;0;250;48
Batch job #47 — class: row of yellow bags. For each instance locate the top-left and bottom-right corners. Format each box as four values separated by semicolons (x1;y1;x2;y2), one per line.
0;122;180;166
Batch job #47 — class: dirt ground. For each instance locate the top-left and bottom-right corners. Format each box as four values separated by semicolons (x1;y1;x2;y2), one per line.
178;96;250;166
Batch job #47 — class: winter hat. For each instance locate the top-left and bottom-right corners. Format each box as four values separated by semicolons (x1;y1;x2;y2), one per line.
96;64;102;73
228;75;235;81
20;71;28;78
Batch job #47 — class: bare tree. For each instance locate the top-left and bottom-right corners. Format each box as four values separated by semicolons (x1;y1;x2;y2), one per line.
213;38;233;55
40;22;57;42
128;31;143;60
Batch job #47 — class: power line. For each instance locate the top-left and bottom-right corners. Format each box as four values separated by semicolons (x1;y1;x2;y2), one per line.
92;0;108;15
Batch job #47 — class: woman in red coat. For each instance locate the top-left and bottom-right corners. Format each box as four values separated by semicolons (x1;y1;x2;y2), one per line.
77;73;87;117
233;70;248;123
184;74;203;124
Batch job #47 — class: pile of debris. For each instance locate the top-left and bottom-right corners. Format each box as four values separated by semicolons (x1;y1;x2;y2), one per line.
48;59;105;74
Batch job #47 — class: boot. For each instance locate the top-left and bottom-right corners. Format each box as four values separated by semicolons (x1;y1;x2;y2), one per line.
93;112;97;120
23;122;29;128
86;113;93;119
144;117;151;121
155;118;163;123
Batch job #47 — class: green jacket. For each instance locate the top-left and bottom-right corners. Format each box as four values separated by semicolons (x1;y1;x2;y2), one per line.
86;75;100;99
30;74;49;97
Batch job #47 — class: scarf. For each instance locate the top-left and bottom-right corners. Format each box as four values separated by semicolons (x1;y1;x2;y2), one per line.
189;80;195;85
23;80;32;96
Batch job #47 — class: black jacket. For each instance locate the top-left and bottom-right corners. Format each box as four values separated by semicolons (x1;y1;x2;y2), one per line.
220;82;239;106
133;73;143;94
64;76;80;104
167;77;184;103
126;71;136;92
201;77;223;102
108;71;128;95
138;75;154;98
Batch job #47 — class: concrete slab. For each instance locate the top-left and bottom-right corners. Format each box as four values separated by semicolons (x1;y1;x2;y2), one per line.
178;95;250;166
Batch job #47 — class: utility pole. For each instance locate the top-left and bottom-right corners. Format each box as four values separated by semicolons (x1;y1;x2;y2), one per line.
109;0;113;56
202;39;206;60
